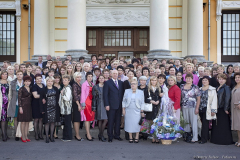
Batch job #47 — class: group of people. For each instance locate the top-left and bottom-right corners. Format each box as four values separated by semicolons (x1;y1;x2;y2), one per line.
0;54;239;146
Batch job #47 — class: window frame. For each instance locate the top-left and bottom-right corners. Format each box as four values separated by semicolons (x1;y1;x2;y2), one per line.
221;10;240;62
0;11;16;62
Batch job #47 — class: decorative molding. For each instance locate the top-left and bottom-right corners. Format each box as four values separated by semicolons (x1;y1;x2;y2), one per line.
86;8;149;26
86;0;150;4
0;1;15;8
222;1;240;8
216;0;222;21
15;0;22;21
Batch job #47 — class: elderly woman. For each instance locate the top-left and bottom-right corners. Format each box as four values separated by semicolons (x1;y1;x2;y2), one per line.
32;74;44;140
198;76;217;144
0;70;11;141
72;72;83;141
92;74;108;142
211;74;232;145
8;70;23;141
122;78;145;143
40;76;60;143
7;66;16;81
17;75;32;143
59;75;72;142
180;73;201;143
231;72;240;147
81;72;95;141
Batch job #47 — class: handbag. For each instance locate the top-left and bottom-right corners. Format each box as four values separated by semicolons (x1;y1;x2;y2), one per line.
143;92;152;112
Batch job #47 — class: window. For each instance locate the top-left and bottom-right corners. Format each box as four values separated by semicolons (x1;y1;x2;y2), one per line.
222;13;239;55
135;52;148;58
0;13;16;58
104;29;131;47
139;30;148;46
104;53;116;58
88;30;96;46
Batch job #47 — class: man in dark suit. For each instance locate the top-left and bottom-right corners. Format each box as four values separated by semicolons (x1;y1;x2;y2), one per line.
41;55;52;68
174;59;183;73
35;56;43;68
103;70;124;142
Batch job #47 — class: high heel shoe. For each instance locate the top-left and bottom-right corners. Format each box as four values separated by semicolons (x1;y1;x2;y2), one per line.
21;137;27;143
49;137;55;142
129;139;134;143
85;134;93;141
26;139;31;142
99;136;107;142
38;135;44;140
46;138;49;143
74;136;83;141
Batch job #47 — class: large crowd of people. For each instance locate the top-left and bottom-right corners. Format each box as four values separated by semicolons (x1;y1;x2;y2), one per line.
0;54;239;146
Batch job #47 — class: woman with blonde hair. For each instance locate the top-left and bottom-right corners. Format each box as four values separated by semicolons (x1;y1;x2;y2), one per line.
145;76;162;143
66;64;74;86
168;76;181;123
7;66;16;82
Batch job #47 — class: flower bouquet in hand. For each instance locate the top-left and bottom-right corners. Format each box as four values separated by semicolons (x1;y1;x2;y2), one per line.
150;95;185;144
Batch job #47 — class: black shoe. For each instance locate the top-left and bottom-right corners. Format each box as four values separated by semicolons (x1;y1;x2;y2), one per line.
134;139;139;143
39;136;44;140
99;136;107;142
35;137;39;141
108;139;112;142
54;137;58;139
155;141;160;144
198;141;206;144
129;139;134;143
75;136;83;141
85;134;93;141
50;137;55;142
114;137;123;141
46;138;49;143
15;137;19;141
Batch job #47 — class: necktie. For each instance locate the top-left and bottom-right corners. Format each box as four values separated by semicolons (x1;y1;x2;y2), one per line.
115;80;119;89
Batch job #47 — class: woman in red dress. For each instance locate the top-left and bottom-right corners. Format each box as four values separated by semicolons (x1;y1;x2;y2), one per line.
81;72;95;141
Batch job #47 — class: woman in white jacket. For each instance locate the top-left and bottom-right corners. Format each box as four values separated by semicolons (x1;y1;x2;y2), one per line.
59;75;72;142
122;78;145;143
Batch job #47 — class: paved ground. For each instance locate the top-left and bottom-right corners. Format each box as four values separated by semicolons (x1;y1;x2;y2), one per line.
1;128;240;160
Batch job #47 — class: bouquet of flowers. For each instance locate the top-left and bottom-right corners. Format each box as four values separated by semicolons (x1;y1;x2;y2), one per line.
150;95;185;140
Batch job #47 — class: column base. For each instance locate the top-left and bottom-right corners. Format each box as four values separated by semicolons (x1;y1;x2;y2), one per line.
23;55;48;64
147;49;182;61
184;55;213;65
65;49;91;62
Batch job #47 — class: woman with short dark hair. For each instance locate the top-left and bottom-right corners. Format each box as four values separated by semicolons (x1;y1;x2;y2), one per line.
32;74;44;140
18;75;33;143
211;74;232;145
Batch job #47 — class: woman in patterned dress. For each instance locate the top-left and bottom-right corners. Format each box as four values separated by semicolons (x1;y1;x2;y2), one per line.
40;76;60;143
0;70;11;141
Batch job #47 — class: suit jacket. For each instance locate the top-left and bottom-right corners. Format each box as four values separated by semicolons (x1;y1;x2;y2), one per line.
122;89;145;110
103;79;123;110
42;61;47;68
175;67;183;73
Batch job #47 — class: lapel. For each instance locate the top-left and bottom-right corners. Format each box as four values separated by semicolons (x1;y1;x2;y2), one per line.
110;79;118;90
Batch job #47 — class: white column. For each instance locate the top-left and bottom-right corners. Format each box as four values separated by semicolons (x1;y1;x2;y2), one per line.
67;0;86;50
187;0;203;56
34;0;49;55
150;0;169;50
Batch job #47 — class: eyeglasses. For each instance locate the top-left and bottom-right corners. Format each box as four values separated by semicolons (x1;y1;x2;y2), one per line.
131;83;137;85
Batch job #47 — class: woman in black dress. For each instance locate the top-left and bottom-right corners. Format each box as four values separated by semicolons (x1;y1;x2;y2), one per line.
32;74;44;140
72;72;83;141
18;75;32;143
145;76;162;143
211;74;233;145
40;76;60;143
